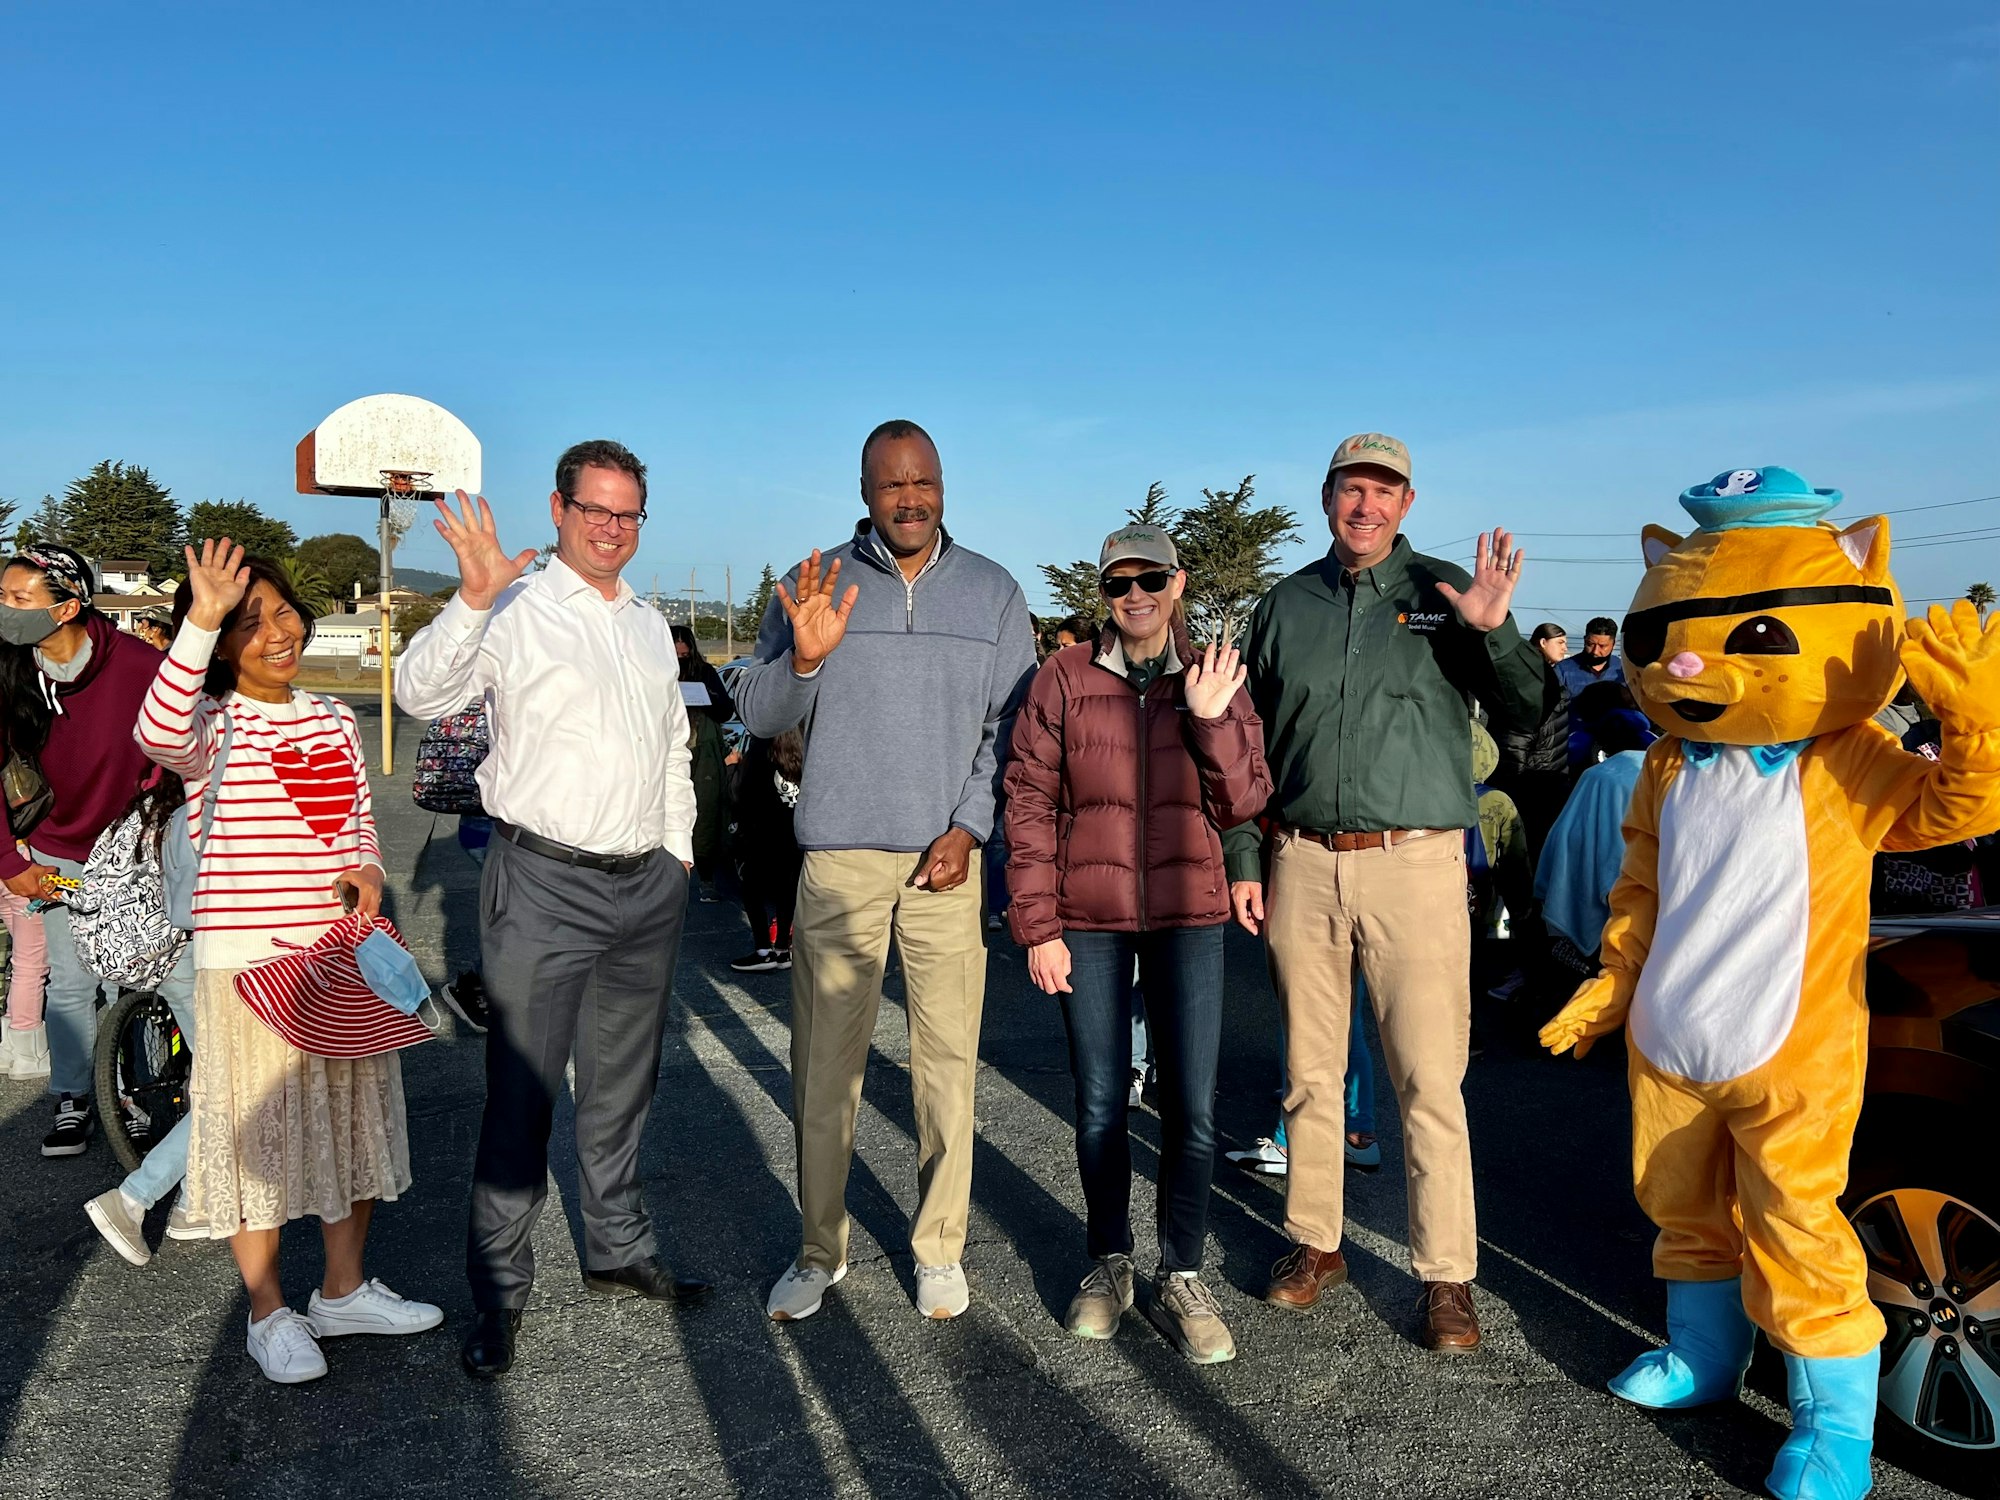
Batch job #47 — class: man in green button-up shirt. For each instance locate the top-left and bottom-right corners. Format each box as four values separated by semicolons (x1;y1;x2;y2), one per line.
1227;432;1552;1354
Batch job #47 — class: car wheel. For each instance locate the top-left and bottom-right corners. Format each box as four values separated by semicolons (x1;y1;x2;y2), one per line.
1848;1104;2000;1453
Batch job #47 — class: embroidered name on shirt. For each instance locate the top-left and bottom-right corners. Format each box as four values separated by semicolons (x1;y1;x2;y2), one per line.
1399;610;1448;634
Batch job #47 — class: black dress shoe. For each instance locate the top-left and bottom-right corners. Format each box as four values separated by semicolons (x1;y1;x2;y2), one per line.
584;1258;712;1305
462;1309;521;1378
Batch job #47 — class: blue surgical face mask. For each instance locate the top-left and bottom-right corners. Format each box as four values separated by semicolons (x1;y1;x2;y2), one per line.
355;928;430;1015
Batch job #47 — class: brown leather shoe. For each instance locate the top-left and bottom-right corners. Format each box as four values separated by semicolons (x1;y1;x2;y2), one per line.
1416;1280;1481;1353
1264;1243;1348;1309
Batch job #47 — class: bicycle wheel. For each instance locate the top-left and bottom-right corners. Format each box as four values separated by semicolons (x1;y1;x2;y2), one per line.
92;989;190;1176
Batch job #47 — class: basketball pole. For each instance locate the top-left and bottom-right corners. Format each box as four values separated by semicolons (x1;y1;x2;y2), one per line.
378;495;394;776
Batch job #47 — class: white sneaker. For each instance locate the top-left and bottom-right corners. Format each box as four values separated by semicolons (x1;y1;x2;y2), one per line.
1225;1137;1289;1176
306;1278;444;1337
766;1260;847;1322
916;1262;969;1320
7;1024;50;1080
84;1188;151;1267
164;1193;208;1241
246;1307;328;1384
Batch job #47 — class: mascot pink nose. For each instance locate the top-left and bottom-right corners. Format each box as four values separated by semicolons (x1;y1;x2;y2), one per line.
1665;651;1705;680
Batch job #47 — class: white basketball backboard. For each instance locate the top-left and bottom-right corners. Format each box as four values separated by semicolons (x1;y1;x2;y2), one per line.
296;394;480;497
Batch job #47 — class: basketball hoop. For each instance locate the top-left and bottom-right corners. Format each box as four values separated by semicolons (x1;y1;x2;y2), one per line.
378;469;433;497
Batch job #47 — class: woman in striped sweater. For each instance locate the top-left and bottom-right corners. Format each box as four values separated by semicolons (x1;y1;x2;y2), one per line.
137;539;440;1385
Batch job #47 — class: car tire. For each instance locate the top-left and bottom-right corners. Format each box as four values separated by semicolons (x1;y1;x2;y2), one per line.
1845;1095;2000;1458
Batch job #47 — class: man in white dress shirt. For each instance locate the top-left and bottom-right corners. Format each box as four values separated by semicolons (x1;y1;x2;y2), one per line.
397;439;709;1379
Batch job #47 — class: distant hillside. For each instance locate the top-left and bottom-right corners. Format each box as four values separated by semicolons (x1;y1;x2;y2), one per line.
397;568;458;595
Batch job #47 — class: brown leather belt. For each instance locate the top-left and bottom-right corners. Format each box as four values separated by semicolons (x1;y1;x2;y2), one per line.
1282;826;1440;853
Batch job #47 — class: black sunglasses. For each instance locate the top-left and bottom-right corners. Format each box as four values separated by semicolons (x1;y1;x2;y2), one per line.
1100;570;1174;599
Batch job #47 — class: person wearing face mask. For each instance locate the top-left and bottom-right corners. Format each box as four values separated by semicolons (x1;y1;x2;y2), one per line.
0;545;189;1159
135;538;440;1385
1003;523;1272;1362
1223;432;1551;1354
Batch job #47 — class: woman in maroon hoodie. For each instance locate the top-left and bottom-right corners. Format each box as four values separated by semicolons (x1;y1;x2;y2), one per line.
1004;522;1272;1364
0;546;175;1158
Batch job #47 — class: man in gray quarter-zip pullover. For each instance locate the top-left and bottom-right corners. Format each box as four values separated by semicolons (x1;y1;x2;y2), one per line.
735;419;1037;1324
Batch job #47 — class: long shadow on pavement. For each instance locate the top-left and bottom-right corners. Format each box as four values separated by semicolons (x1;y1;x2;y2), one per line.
162;1070;542;1500
684;962;1244;1498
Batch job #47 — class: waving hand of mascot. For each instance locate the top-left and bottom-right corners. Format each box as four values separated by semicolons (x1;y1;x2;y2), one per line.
1539;467;2000;1500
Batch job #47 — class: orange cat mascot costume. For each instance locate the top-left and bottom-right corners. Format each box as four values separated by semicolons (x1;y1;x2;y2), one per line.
1541;467;2000;1500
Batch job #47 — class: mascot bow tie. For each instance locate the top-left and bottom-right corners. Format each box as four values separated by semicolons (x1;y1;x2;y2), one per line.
1681;739;1811;777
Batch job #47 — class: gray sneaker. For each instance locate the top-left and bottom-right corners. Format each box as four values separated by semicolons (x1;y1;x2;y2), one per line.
767;1260;847;1322
84;1188;151;1267
915;1262;969;1320
1147;1271;1237;1364
1064;1254;1135;1339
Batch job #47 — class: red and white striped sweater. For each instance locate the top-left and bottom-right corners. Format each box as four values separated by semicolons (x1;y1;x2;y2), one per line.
136;625;384;970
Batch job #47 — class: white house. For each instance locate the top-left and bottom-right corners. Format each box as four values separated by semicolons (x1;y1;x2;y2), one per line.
94;560;154;594
308;608;384;668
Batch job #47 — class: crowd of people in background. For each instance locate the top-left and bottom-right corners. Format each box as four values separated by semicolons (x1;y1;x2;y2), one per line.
3;422;1993;1405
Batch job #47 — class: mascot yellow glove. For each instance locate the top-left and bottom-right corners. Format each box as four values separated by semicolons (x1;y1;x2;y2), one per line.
1538;971;1630;1059
1900;600;2000;731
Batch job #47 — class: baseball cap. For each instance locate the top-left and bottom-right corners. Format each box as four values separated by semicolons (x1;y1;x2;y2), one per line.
1327;432;1412;483
1099;522;1179;573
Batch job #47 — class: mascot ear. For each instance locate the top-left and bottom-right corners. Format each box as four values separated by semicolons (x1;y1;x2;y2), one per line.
1835;516;1891;581
1641;525;1682;568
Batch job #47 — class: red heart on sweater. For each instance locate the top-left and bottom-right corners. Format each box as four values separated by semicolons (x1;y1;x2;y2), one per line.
267;736;359;847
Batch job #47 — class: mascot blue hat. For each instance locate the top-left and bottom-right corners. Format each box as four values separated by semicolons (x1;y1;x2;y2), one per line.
1679;466;1842;531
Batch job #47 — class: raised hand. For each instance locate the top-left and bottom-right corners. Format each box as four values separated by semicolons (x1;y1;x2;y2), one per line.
1435;529;1525;633
1183;642;1247;720
777;550;860;674
1901;600;2000;728
433;490;538;610
183;538;251;631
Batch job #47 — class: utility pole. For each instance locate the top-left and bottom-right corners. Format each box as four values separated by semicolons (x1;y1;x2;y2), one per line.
725;565;734;660
378;497;393;774
684;570;700;644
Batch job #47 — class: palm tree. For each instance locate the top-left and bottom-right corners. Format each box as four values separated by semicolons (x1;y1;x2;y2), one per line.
1967;582;1996;625
279;557;336;618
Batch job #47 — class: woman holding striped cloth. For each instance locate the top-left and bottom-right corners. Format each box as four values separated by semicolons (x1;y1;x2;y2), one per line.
136;538;441;1385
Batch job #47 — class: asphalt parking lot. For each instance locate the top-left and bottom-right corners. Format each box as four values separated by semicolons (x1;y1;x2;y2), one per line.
0;699;1987;1500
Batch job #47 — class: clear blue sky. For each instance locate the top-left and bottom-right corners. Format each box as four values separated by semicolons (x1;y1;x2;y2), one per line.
6;2;1997;632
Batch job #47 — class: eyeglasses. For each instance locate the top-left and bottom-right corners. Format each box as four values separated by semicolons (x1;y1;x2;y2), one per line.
1100;570;1173;599
563;499;647;532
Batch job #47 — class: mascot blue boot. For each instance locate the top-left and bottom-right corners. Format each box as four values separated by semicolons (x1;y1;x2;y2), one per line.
1609;1277;1755;1408
1767;1348;1879;1500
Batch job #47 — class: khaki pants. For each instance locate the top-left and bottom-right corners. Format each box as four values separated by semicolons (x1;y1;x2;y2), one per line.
790;848;987;1273
1265;829;1477;1283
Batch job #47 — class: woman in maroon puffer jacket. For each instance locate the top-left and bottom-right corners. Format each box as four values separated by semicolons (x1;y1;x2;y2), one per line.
1003;524;1272;1364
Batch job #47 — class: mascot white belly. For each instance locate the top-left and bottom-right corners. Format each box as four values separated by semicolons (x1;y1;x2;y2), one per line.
1628;746;1810;1084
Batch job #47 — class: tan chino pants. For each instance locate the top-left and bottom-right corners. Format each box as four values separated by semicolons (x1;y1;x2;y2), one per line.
790;848;987;1273
1264;829;1478;1283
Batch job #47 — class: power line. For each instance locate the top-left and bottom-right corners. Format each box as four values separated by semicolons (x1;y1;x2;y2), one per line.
1424;491;1999;559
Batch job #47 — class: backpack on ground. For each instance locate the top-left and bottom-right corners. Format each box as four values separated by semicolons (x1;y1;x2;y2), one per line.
413;704;490;816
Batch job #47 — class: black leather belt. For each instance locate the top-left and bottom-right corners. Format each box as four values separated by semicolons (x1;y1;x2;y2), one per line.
494;820;656;875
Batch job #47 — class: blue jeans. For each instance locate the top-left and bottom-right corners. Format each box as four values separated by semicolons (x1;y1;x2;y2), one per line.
121;947;196;1208
1275;975;1373;1149
31;849;101;1097
1059;925;1224;1271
